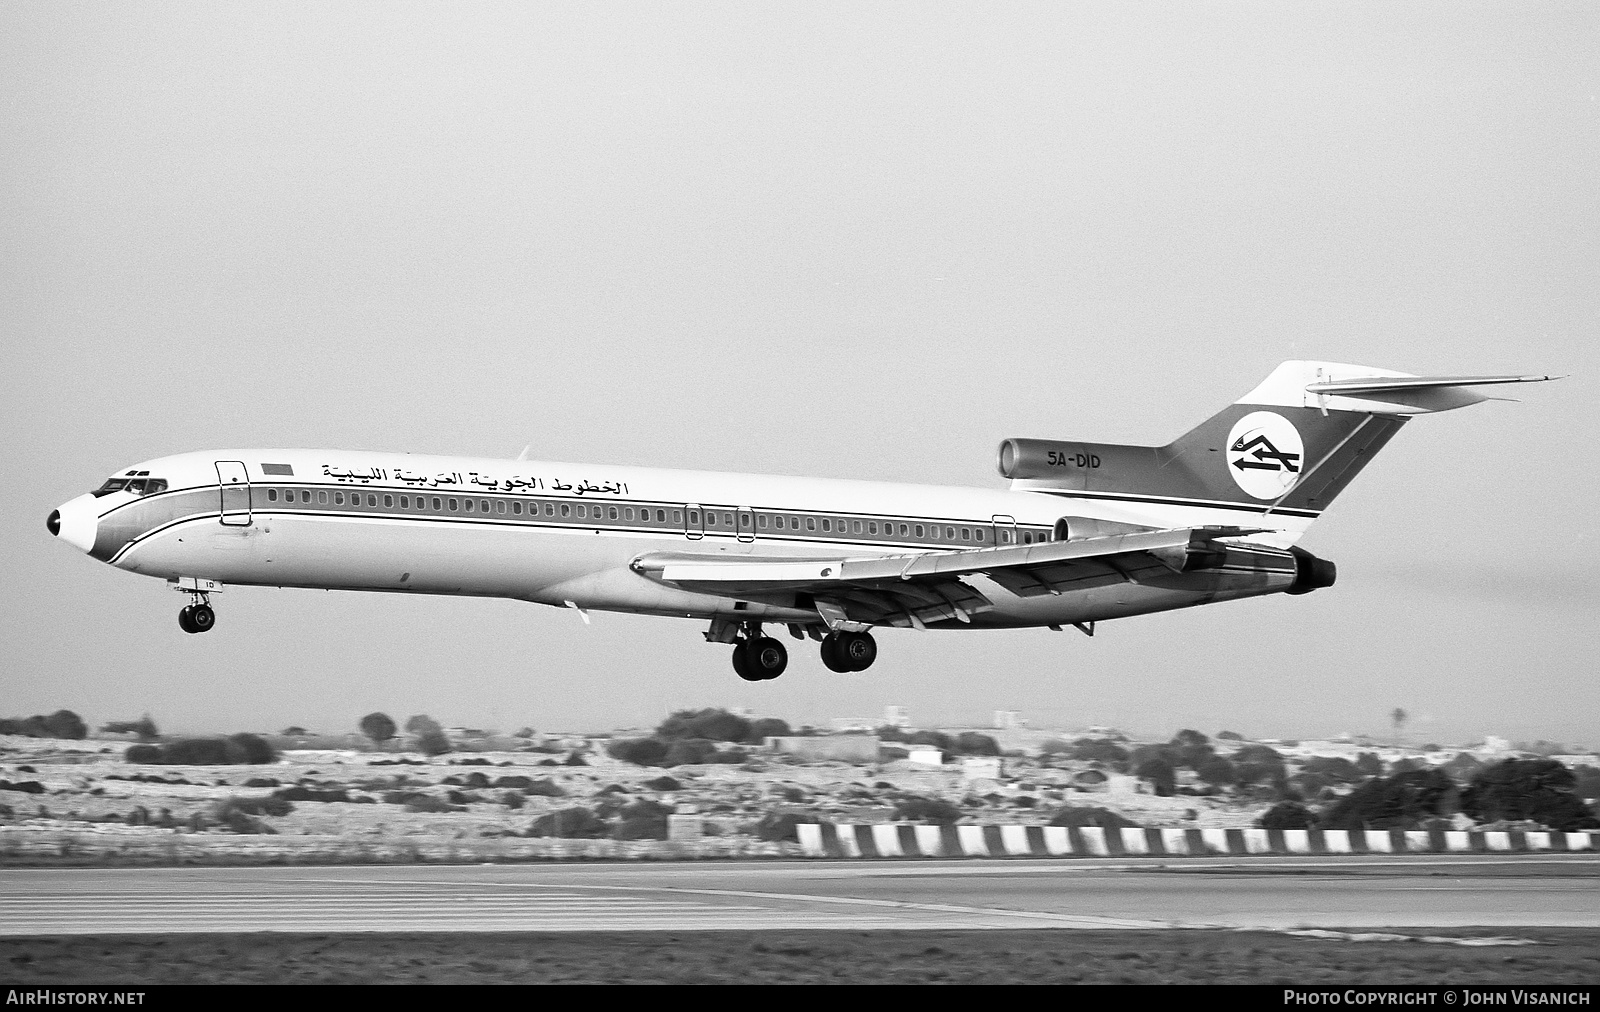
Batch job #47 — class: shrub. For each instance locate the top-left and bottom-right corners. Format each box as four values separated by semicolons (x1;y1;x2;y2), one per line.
1047;806;1138;830
1355;752;1384;777
211;798;276;834
1258;801;1319;830
228;795;294;817
1217;730;1244;741
613;799;673;840
523;778;565;798
527;807;609;839
1320;769;1459;831
1134;757;1177;797
160;738;231;764
223;733;277;765
644;776;682;791
0;710;88;740
1195;756;1238;787
124;744;163;764
1037;738;1072;757
906;730;953;750
1069;739;1129;765
891;796;963;825
658;738;717;766
754;811;805;842
359;712;397;744
953;732;1001;756
655;708;751;743
607;737;669;766
272;787;348;803
1460;759;1600;832
1301;756;1365;784
1573;766;1600;804
563;751;588;766
748;717;792;741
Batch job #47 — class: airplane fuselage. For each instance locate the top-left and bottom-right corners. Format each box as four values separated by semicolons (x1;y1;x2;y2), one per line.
51;448;1310;633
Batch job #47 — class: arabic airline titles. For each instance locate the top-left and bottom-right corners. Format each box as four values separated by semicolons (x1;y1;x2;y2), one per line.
48;362;1557;680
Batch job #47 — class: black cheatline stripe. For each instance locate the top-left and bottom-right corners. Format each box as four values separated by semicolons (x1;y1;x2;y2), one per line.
1030;487;1321;519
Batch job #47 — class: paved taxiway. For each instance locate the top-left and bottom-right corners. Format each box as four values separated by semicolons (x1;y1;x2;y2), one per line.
3;855;1597;934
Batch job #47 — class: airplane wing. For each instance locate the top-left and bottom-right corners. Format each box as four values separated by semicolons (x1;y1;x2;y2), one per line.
630;527;1281;630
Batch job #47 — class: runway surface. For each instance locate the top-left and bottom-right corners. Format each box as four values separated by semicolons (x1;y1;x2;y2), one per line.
4;854;1598;935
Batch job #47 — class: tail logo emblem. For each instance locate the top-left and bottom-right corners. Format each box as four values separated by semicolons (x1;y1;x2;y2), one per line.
1226;412;1304;499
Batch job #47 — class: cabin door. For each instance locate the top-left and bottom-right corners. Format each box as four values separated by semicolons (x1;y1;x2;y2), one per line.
991;514;1018;547
216;461;252;526
683;503;705;540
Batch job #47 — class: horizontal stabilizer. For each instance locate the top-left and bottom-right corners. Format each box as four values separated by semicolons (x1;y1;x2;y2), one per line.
1303;373;1562;413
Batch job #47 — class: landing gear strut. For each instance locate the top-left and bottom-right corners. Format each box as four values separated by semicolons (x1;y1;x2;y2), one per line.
820;630;876;672
730;623;787;681
178;595;215;634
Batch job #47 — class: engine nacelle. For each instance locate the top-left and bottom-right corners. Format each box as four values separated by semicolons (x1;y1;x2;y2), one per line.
998;438;1102;480
1286;546;1337;595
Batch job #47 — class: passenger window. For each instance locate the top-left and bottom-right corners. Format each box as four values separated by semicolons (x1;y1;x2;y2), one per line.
464;499;474;513
546;504;555;516
821;519;831;532
724;513;733;525
673;510;682;523
366;494;376;507
609;506;618;520
899;524;909;536
448;498;458;511
806;518;816;532
384;495;393;507
1023;532;1032;544
961;528;970;541
656;510;666;522
758;515;767;529
481;499;490;512
706;513;716;526
915;525;924;537
688;510;699;524
513;502;522;515
334;492;344;505
432;497;441;510
868;522;877;535
931;526;939;540
741;513;750;527
267;489;277;502
319;491;328;504
624;507;633;521
853;520;861;534
976;529;985;542
561;504;570;517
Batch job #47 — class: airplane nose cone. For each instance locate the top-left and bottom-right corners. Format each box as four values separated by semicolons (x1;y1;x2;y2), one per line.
51;495;99;554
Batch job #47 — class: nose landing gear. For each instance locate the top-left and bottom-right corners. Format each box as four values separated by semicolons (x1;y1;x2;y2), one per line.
172;578;222;634
178;602;216;634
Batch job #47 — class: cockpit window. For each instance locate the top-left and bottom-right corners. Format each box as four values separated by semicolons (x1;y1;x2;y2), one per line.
92;477;167;497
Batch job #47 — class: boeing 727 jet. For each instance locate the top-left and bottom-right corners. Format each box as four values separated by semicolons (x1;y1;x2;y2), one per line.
48;361;1555;681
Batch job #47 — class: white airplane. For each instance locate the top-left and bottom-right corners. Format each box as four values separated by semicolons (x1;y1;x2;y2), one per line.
48;361;1555;681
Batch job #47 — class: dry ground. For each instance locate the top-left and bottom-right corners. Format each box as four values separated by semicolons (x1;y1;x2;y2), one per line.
4;928;1598;984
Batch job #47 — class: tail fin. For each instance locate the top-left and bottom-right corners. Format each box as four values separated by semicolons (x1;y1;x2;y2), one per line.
998;361;1558;518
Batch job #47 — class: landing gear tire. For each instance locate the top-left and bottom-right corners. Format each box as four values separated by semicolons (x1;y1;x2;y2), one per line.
732;642;761;681
188;604;215;634
822;631;876;672
745;636;788;680
178;606;197;634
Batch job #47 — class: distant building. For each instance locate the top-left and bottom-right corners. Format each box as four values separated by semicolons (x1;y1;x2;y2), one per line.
993;710;1026;729
831;717;878;732
883;705;911;728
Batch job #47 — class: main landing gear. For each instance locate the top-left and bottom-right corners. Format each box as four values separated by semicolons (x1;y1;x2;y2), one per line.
820;630;876;673
714;620;877;680
732;628;788;682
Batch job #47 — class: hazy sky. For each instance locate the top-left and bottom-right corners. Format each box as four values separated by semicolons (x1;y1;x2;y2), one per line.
4;3;1597;745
